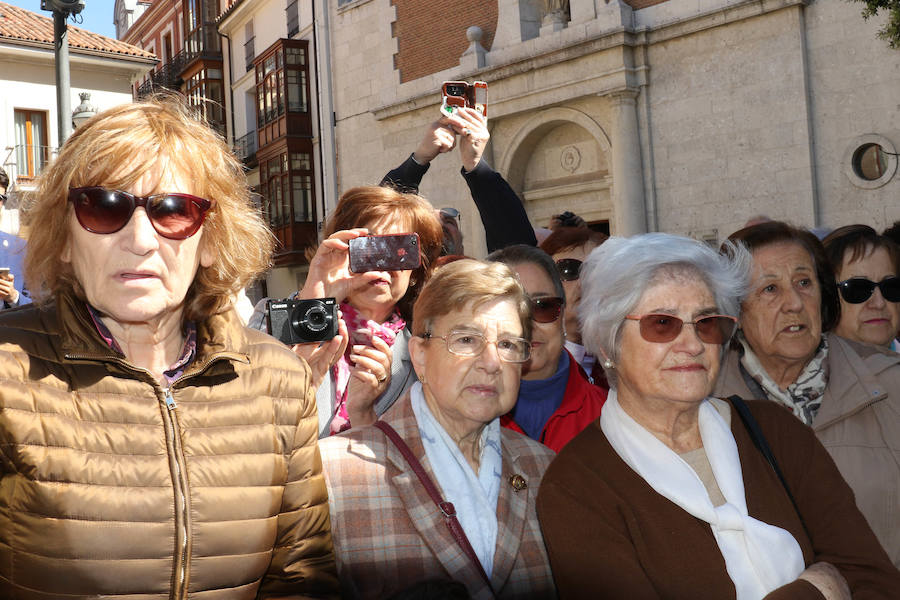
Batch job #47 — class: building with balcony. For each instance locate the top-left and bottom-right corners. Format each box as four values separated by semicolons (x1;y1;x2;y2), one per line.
114;0;151;39
121;0;226;135
218;0;333;298
328;0;900;250
0;0;155;225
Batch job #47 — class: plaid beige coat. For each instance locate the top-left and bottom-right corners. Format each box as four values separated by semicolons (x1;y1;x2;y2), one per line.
319;391;557;599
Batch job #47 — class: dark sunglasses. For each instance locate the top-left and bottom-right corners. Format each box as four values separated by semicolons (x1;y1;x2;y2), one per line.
68;187;213;240
625;313;738;344
531;296;564;323
556;258;582;282
837;277;900;304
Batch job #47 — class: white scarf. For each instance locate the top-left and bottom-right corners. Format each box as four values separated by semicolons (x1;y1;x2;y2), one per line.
600;391;804;599
411;382;502;576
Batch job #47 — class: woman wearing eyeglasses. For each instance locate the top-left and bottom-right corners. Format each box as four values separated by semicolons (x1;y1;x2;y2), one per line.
822;224;900;349
319;259;556;598
715;221;900;568
539;227;608;381
0;98;338;597
487;245;606;453
538;233;899;598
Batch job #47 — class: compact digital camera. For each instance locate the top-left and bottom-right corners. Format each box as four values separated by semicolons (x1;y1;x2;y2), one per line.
266;297;338;345
440;81;488;118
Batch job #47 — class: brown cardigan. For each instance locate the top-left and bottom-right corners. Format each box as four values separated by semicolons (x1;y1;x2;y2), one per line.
537;400;900;599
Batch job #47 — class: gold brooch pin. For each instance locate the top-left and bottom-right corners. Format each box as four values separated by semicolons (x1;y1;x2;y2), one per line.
509;474;527;492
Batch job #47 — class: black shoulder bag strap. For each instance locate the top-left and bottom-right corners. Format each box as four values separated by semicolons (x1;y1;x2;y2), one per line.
373;420;496;597
727;395;810;540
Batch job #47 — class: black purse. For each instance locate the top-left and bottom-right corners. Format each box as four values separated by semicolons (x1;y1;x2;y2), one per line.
727;395;810;540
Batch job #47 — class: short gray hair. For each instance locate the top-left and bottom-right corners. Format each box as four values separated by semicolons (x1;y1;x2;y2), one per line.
579;233;752;385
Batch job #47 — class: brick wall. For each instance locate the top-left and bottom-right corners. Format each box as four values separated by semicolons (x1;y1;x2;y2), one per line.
391;0;497;83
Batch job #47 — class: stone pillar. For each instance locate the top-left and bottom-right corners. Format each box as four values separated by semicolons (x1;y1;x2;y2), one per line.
569;0;596;24
540;0;569;35
608;90;647;235
459;26;487;70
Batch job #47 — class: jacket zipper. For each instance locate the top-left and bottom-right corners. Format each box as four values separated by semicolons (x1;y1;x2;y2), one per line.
65;352;247;598
162;387;190;600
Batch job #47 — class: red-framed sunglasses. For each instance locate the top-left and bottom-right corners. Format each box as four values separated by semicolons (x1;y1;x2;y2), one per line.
625;313;738;344
68;187;213;240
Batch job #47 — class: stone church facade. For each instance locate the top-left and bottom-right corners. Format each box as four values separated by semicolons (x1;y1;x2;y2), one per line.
328;0;900;254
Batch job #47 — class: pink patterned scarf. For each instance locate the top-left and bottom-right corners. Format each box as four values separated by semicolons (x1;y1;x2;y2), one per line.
329;301;407;434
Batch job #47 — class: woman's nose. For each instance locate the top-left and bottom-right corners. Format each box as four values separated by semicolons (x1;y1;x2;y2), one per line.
867;286;887;308
121;207;160;254
478;341;503;372
782;286;804;312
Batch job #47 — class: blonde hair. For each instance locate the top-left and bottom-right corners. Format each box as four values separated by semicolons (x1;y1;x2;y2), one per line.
323;185;443;321
21;94;274;321
412;259;532;340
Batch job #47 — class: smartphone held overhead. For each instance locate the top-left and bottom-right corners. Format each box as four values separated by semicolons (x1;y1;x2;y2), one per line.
348;233;421;273
440;81;488;119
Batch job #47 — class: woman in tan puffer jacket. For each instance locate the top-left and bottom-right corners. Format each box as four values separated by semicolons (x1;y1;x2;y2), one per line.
0;96;337;599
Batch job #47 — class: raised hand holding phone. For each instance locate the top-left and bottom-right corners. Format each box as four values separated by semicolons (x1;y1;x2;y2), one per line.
348;233;421;273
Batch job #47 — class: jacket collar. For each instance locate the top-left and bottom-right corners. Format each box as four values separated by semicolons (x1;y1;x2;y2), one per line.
379;392;530;596
816;333;897;429
54;290;250;381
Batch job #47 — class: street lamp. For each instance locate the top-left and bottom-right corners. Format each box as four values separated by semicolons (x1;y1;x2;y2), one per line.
41;0;86;145
72;92;97;128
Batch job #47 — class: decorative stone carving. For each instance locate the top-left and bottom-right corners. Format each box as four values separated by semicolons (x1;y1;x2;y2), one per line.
561;146;581;173
540;0;569;33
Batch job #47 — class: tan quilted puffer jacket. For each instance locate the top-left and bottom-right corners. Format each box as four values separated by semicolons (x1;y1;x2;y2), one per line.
0;292;338;599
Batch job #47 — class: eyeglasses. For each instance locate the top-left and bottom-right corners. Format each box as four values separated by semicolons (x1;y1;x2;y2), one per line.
556;258;582;282
624;313;738;344
423;330;531;363
531;296;564;323
837;277;900;304
68;187;213;240
0;193;7;203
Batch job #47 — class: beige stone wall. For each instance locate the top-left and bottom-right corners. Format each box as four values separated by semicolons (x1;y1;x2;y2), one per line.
329;0;900;253
804;0;900;229
646;6;817;239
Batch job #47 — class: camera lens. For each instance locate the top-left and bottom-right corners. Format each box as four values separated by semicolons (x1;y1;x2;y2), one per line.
303;305;329;332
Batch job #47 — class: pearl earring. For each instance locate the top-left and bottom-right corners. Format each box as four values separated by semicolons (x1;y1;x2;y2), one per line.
602;358;614;370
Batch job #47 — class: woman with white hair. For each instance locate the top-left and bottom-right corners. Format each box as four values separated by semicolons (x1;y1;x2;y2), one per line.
537;233;899;598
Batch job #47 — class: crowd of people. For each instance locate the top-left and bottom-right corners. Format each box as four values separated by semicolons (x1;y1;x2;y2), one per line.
0;95;898;599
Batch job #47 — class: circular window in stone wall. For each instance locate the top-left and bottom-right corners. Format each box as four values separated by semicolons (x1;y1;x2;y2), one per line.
853;143;888;180
843;134;897;190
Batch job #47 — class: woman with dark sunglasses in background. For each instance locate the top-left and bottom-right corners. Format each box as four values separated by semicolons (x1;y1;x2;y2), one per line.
540;227;609;382
0;98;338;597
487;245;606;453
539;233;900;598
716;221;900;569
822;224;900;350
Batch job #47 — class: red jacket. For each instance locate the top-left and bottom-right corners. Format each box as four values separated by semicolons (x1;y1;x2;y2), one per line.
502;351;608;453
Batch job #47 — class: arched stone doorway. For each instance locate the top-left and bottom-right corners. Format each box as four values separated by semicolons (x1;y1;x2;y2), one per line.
498;107;612;230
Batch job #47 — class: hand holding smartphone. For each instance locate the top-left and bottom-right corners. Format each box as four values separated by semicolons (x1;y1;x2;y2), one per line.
348;233;421;273
441;81;488;119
